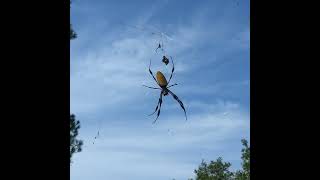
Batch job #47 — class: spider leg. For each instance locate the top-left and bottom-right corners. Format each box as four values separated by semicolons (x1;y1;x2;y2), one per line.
148;59;158;84
167;83;178;88
152;92;163;124
167;56;175;85
168;90;187;121
142;85;160;89
149;91;162;116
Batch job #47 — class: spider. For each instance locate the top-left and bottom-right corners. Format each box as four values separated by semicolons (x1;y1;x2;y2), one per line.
143;58;187;123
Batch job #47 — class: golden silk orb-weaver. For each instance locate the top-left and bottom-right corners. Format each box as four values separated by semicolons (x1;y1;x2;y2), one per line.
143;58;187;124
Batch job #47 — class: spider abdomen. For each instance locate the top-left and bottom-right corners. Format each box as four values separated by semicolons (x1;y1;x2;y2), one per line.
156;71;168;87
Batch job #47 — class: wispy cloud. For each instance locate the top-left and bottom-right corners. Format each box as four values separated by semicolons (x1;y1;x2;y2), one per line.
71;9;249;113
71;0;250;180
71;100;249;180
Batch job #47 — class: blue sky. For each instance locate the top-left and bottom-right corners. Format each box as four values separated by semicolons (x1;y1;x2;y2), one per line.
70;0;250;179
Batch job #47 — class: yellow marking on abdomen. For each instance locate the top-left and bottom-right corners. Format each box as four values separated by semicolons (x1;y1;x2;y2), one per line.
156;71;168;87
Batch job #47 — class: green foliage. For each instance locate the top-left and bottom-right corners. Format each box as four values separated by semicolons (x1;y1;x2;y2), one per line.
70;0;77;40
70;0;82;164
194;157;234;180
192;139;250;180
234;139;250;180
70;114;83;163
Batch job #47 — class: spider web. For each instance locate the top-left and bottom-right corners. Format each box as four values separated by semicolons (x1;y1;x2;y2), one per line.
121;23;174;62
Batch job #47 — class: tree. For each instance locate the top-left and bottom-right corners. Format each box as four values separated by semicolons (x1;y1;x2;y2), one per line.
70;114;83;162
70;1;82;163
70;1;77;40
234;139;250;180
191;139;250;180
194;157;234;180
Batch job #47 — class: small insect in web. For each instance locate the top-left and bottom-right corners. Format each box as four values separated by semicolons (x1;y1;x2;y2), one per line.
123;23;173;66
143;58;187;123
153;33;171;66
162;56;170;65
155;43;163;53
155;44;170;66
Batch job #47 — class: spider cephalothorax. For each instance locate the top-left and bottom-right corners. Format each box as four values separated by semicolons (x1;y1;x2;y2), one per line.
143;58;187;123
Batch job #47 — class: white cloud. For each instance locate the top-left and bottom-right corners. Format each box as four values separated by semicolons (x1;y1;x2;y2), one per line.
71;1;250;180
71;100;249;180
71;15;250;114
